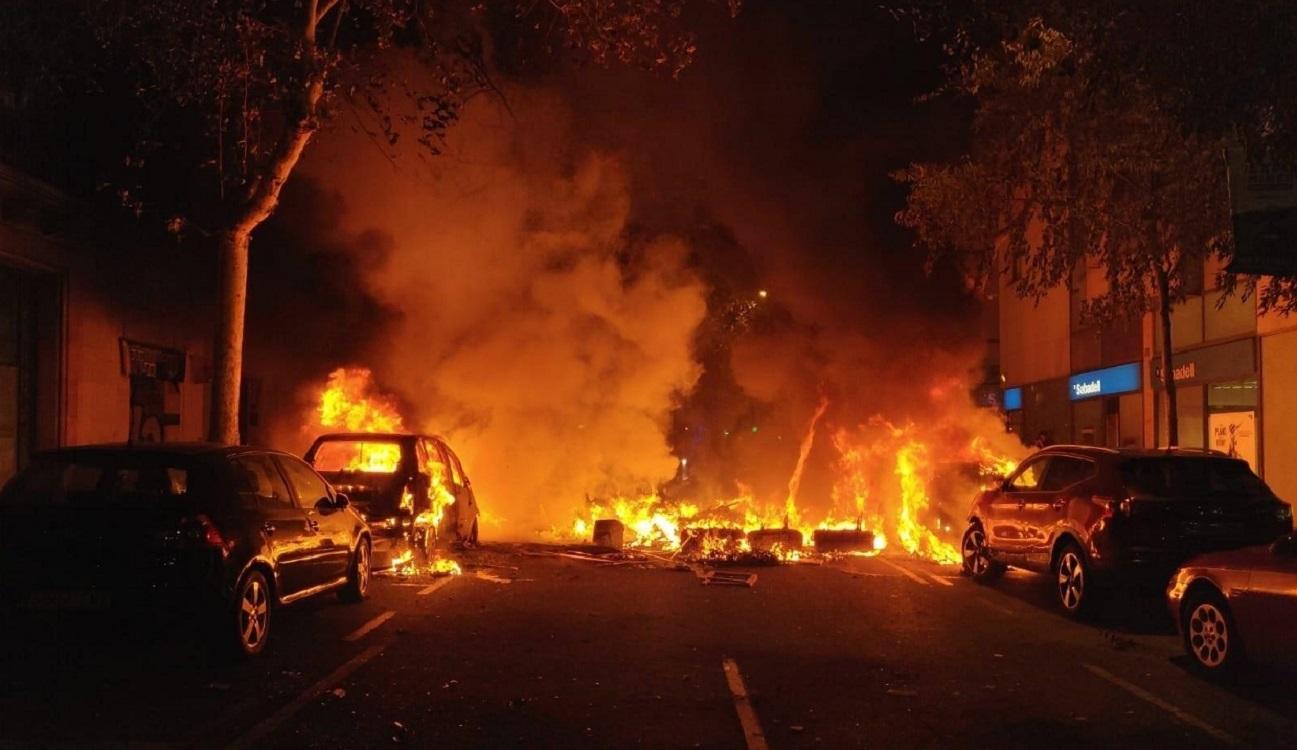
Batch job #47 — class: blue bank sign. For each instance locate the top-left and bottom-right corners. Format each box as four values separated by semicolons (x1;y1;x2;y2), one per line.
1068;363;1141;401
1002;387;1023;411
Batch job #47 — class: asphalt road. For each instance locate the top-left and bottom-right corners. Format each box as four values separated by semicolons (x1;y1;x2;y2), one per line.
3;544;1296;749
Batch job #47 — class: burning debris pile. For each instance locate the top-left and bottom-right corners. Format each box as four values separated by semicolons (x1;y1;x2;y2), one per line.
570;394;1023;566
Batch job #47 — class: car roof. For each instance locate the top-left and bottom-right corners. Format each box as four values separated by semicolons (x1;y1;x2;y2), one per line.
311;432;451;444
33;443;302;462
1036;445;1231;460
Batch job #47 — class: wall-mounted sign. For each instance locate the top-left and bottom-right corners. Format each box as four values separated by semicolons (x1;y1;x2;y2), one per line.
1068;363;1141;401
1151;338;1256;388
119;339;187;383
1002;387;1023;411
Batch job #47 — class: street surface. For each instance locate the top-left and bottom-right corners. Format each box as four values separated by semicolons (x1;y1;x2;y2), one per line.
3;544;1296;748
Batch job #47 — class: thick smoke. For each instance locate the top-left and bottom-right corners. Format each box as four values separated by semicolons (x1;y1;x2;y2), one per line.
297;92;706;537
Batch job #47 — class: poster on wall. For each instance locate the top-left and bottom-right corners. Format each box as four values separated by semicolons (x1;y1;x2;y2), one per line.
1209;411;1257;470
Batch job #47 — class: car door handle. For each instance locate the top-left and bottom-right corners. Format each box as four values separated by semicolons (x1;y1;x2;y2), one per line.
306;518;320;532
262;521;276;535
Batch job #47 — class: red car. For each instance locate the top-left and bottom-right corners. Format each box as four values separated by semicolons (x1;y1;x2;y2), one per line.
1167;534;1297;672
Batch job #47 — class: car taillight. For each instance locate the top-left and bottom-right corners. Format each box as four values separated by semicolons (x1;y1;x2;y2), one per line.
187;514;230;553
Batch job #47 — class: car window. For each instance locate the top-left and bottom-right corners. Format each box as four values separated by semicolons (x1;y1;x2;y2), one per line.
278;455;331;507
1120;457;1271;498
1008;457;1049;491
436;440;467;486
1;455;193;506
311;439;403;473
230;455;294;509
1039;457;1093;491
420;438;453;486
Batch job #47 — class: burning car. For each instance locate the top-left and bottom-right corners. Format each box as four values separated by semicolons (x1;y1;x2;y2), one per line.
305;432;479;570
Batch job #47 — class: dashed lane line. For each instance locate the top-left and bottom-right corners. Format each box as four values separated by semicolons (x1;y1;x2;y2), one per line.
876;557;930;585
224;640;387;750
1082;663;1242;747
342;610;396;642
417;577;456;596
722;658;770;750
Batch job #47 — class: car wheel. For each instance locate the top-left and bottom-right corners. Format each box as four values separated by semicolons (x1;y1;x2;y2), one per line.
1055;542;1091;617
1183;588;1241;673
960;523;1004;582
339;540;371;603
234;570;271;656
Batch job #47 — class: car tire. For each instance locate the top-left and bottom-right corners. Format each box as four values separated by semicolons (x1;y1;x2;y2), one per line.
1182;588;1242;674
1054;542;1092;617
960;522;1004;582
339;540;371;603
233;570;272;657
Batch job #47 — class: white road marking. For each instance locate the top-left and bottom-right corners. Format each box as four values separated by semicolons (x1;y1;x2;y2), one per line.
417;577;457;596
925;570;955;586
1082;663;1242;747
721;658;770;750
343;610;395;642
224;641;386;750
876;557;930;585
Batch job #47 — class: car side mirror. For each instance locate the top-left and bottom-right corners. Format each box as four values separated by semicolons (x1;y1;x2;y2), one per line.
1270;534;1297;557
334;493;350;509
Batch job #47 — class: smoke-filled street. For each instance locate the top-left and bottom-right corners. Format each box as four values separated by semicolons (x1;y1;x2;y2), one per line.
5;545;1295;749
6;1;1297;747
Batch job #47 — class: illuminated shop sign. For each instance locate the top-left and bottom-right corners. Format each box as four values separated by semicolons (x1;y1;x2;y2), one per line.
1002;387;1023;411
1068;363;1141;401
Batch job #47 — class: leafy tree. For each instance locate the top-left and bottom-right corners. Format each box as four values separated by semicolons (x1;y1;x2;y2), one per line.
2;0;738;443
894;17;1231;446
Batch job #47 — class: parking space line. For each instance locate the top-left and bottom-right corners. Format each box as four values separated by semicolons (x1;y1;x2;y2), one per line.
721;658;769;750
343;610;395;642
225;640;386;750
1082;664;1242;747
417;577;456;596
876;557;930;585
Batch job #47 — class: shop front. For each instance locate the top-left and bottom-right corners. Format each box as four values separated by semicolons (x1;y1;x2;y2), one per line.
1067;362;1143;448
1153;337;1259;469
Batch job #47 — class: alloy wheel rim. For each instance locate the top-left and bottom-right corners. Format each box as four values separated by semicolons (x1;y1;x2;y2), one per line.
1189;603;1229;667
1057;552;1084;610
963;528;988;574
357;544;370;594
239;579;268;649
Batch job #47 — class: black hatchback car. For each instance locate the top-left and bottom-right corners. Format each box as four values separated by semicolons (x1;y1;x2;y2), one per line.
960;446;1292;616
0;444;372;655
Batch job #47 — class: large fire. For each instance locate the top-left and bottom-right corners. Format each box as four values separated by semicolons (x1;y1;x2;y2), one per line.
570;399;1023;565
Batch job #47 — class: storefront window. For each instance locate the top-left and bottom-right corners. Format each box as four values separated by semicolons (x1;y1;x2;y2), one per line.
1159;385;1205;449
1207;380;1259;469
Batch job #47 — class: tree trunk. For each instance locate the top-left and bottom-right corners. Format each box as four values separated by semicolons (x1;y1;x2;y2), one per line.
1156;265;1178;447
210;229;250;444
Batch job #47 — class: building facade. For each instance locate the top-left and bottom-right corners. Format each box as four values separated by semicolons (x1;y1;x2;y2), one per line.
999;255;1297;502
0;163;214;486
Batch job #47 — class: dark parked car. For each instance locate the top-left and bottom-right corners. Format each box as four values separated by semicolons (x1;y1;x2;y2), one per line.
960;446;1291;616
0;444;372;656
1167;533;1297;672
305;432;479;570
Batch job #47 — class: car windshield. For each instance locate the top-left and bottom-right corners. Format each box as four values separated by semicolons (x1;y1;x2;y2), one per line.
1120;457;1270;498
312;440;404;474
0;454;193;506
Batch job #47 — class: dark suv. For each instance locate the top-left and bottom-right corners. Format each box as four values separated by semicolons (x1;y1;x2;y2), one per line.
0;444;372;655
960;446;1292;616
306;432;480;570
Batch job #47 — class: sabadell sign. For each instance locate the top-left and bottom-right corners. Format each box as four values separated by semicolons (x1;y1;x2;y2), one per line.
1067;363;1142;401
